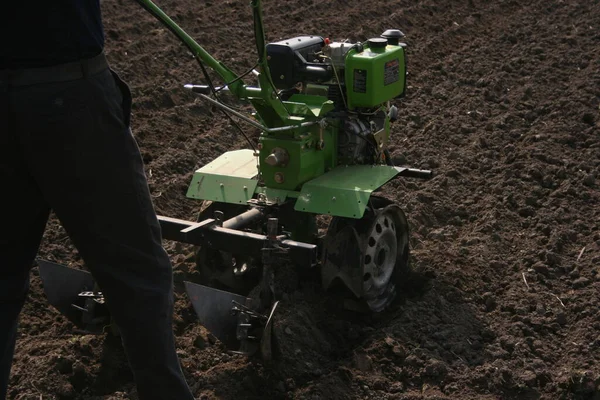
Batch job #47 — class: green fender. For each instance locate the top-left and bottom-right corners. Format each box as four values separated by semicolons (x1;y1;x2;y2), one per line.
294;164;406;218
186;149;259;204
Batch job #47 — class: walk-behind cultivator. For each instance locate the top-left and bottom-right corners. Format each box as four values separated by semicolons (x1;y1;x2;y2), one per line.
39;0;432;359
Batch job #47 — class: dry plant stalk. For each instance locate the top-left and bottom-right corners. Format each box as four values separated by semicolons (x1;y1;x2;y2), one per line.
522;272;530;290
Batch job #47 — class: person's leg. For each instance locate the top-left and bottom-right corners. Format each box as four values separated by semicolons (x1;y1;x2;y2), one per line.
11;68;194;400
0;84;50;400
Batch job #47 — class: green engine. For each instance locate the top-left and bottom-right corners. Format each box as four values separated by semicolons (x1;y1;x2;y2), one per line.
252;30;408;192
266;30;407;109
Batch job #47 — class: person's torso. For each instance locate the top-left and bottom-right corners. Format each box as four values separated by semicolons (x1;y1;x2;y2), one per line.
1;1;104;69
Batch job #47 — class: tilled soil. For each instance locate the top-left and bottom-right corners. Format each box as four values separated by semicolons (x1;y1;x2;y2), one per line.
8;0;600;399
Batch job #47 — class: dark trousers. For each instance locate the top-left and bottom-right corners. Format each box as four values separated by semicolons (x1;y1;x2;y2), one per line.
0;56;194;400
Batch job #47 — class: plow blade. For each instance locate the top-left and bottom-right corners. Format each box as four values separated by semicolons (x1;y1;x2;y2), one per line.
184;281;248;349
37;260;96;321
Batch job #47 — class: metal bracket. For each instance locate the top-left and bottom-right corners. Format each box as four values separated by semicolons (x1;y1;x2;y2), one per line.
72;291;108;327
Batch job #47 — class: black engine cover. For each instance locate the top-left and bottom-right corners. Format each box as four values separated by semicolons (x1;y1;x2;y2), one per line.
266;36;330;88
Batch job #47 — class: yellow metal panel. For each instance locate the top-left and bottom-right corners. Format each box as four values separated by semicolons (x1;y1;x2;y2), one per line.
196;149;258;178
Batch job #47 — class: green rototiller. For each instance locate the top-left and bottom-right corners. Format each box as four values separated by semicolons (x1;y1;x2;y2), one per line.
39;0;432;359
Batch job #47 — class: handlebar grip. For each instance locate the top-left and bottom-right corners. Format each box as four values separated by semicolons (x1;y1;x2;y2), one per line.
183;84;212;94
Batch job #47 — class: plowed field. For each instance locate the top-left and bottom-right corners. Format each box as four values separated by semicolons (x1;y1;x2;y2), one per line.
8;0;600;399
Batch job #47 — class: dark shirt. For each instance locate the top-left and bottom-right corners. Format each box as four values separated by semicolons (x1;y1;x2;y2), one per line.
1;1;105;69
